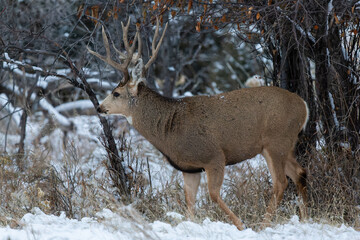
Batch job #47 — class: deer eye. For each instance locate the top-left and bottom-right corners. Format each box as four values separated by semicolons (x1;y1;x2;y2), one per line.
113;92;120;97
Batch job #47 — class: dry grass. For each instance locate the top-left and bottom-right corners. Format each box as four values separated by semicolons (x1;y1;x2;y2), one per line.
306;145;360;227
131;144;360;230
0;141;123;227
0;130;359;231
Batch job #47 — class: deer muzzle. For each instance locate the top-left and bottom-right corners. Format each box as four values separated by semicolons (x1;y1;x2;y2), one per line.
97;105;107;114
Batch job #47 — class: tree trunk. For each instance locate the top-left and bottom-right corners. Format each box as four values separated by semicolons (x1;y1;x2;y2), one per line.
67;62;130;198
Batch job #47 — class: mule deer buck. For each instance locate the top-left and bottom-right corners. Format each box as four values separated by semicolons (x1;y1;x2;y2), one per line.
89;19;309;230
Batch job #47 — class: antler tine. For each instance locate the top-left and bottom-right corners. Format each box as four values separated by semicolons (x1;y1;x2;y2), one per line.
144;18;168;71
88;20;141;84
133;24;142;63
120;18;139;67
151;18;160;56
87;26;127;72
113;31;139;62
121;18;131;53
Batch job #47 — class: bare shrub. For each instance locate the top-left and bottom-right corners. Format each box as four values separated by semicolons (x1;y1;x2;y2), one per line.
306;144;360;227
129;143;359;230
0;150;52;226
1;128;359;230
0;139;124;226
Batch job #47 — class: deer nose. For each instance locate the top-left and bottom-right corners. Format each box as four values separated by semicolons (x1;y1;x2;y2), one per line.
97;106;103;113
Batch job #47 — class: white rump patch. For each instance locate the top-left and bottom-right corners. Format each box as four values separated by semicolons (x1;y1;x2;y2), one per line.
301;100;309;131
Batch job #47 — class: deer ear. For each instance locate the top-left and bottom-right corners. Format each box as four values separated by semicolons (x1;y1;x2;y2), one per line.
128;59;145;96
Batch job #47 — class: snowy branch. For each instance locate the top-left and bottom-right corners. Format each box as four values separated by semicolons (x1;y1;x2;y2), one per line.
39;98;72;127
2;53;74;84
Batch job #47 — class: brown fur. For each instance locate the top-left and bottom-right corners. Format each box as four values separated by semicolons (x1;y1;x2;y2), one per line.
98;81;309;230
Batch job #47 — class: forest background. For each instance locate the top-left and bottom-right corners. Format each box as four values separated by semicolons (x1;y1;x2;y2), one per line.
0;0;359;231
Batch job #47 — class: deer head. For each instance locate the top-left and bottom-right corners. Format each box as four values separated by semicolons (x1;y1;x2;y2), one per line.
88;18;168;119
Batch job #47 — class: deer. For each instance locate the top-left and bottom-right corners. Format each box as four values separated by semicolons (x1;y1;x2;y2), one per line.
88;19;309;230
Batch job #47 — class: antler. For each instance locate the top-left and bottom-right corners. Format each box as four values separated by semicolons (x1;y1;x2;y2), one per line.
88;18;168;83
145;18;168;73
87;19;139;84
136;18;168;77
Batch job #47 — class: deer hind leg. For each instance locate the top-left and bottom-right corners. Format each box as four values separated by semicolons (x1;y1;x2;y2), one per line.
183;172;201;218
262;148;288;227
205;166;245;231
285;155;308;220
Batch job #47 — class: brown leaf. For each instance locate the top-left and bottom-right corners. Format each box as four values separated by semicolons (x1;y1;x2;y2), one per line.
256;12;261;20
314;25;319;30
334;13;340;25
143;9;147;19
171;10;176;18
188;0;193;14
91;5;99;24
196;21;201;32
247;7;253;17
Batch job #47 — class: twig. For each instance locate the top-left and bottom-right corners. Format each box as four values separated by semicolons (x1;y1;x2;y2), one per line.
1;56;76;86
0;7;5;16
146;157;152;193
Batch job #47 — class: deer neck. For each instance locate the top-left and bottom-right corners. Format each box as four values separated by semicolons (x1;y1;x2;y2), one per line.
130;83;181;150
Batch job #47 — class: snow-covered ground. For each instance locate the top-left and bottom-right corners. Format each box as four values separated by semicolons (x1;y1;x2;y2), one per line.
1;114;359;240
0;207;359;240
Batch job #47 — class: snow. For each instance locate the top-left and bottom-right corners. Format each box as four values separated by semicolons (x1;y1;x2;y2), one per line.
0;208;358;240
55;100;94;112
328;92;339;129
1;105;359;240
183;91;193;97
39;98;72;127
0;93;22;125
245;75;265;88
166;212;185;221
86;78;117;90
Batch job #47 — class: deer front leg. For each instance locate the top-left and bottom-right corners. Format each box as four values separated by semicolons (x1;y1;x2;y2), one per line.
183;172;201;218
